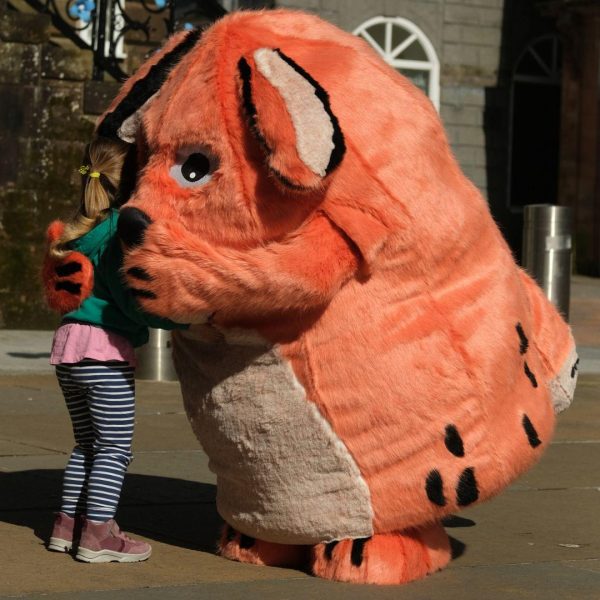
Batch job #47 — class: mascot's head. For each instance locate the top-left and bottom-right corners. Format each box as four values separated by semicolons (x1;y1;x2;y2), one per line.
99;9;476;270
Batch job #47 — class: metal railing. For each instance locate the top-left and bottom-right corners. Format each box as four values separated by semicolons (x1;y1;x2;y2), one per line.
15;0;271;81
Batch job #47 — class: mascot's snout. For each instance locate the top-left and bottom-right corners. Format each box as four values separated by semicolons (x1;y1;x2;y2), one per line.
117;207;152;248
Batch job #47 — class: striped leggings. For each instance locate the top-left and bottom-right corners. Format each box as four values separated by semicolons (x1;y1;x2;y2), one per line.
56;360;135;522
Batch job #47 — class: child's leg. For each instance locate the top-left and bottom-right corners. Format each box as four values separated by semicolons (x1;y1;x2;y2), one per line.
73;360;136;521
71;361;151;563
56;364;94;516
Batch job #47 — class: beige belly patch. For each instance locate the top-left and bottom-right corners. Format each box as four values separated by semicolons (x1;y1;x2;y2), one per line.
173;328;374;544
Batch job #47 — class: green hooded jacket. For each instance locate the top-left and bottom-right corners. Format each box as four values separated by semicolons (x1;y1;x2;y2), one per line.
62;209;186;347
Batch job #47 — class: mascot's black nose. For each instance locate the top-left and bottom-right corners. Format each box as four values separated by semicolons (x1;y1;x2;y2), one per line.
118;207;152;248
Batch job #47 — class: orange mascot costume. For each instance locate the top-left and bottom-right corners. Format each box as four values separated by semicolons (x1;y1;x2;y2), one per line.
84;10;578;584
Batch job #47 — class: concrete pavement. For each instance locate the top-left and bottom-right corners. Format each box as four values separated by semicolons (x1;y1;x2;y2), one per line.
0;275;599;599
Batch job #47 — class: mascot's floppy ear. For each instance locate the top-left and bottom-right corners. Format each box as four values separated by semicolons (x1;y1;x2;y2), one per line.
94;29;201;205
96;28;202;143
238;48;346;190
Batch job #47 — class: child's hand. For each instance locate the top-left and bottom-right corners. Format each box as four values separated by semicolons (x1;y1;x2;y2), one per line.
42;220;94;314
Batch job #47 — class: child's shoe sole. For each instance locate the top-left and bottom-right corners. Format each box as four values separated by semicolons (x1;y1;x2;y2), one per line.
47;537;73;553
75;546;152;563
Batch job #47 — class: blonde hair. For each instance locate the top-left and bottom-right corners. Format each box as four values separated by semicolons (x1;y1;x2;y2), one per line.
49;137;129;259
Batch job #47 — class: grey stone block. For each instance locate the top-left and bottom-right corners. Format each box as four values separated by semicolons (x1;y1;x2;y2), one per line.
443;23;461;43
0;11;51;44
441;104;484;126
83;80;121;116
442;85;485;107
320;0;339;9
36;81;94;140
442;42;479;66
461;24;501;46
444;4;503;27
448;0;504;6
442;63;497;86
41;44;93;82
452;144;487;167
0;84;39;139
0;42;40;84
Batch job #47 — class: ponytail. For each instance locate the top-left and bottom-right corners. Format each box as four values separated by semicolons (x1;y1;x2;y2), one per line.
49;137;128;259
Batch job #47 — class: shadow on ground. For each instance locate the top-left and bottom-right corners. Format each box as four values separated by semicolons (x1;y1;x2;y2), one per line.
1;469;472;564
0;469;222;553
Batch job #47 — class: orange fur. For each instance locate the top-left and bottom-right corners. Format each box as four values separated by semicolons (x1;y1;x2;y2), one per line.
311;525;450;585
42;221;94;314
100;10;577;585
218;525;308;568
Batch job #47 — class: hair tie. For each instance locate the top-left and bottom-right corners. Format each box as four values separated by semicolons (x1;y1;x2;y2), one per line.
78;165;101;178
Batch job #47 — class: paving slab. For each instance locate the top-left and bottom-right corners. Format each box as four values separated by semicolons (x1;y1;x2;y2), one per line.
6;561;600;600
0;361;599;598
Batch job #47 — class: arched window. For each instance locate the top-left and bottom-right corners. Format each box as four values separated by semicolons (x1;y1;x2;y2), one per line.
353;16;440;110
508;35;562;209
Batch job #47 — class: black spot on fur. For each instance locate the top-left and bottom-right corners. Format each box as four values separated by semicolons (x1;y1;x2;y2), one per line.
456;467;479;506
225;525;236;542
524;362;538;388
130;288;157;300
97;29;202;139
571;358;579;378
444;425;465;457
274;49;346;175
350;537;370;567
522;414;542;448
324;540;339;561
55;281;81;295
426;469;446;506
516;322;529;354
239;534;255;549
55;261;82;277
127;266;153;281
449;536;466;559
442;515;476;528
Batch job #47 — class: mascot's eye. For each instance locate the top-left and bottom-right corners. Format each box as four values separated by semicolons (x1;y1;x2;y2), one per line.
169;148;217;188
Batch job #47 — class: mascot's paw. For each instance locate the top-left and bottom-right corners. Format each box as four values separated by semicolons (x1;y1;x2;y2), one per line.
119;212;212;321
42;221;94;314
218;525;309;568
549;343;579;414
310;524;451;585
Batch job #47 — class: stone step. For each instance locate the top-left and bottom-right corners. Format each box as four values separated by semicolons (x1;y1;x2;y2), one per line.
0;8;51;43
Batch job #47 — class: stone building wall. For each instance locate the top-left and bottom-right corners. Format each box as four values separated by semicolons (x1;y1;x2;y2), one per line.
0;6;118;328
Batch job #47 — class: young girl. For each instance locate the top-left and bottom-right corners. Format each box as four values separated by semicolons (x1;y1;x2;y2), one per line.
44;136;186;563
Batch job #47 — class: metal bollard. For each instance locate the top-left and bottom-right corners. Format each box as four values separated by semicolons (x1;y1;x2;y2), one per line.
135;329;178;381
522;204;572;319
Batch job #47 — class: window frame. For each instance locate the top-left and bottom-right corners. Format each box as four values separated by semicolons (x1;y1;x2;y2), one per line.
353;15;440;111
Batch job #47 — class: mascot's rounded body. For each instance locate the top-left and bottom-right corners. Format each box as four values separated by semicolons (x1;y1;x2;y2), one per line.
94;10;577;584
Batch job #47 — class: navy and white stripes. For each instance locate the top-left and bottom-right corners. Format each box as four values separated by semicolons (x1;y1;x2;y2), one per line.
56;360;135;521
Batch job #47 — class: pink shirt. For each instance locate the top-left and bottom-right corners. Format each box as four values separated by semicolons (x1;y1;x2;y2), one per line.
50;323;136;366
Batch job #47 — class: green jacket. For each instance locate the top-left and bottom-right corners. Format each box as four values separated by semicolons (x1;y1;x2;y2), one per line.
63;209;186;347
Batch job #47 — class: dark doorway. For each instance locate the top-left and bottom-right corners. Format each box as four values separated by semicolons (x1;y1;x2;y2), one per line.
508;35;562;210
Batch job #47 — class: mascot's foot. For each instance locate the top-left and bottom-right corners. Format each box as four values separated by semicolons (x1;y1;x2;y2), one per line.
218;525;309;568
310;523;451;585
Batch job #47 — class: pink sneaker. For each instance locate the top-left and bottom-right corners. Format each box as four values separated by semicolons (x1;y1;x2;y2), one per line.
48;512;82;553
75;519;152;563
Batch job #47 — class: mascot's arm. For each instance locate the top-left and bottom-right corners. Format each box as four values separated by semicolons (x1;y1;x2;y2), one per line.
42;221;94;314
123;213;359;322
